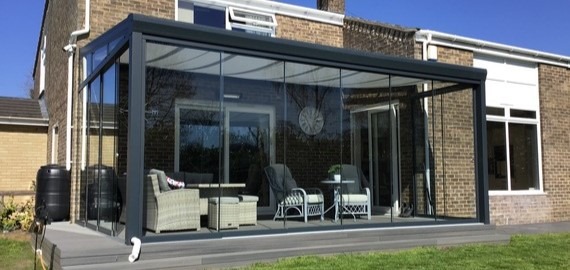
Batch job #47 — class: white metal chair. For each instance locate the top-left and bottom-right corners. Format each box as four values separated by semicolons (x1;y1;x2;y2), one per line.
264;164;324;223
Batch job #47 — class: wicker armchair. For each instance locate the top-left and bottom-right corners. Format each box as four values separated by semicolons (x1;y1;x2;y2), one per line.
143;174;200;233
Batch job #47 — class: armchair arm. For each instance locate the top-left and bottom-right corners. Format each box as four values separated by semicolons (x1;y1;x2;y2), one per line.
303;187;324;196
155;189;200;214
289;187;307;199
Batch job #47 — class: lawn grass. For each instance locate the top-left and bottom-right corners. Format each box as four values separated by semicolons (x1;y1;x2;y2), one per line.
244;233;570;270
0;233;35;270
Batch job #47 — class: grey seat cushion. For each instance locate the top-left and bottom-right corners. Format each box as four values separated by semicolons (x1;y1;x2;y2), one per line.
149;169;171;192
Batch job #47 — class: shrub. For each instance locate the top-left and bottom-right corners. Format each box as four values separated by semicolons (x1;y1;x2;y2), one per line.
0;197;35;232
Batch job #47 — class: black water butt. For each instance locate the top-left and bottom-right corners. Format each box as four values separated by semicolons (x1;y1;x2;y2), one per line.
36;165;70;222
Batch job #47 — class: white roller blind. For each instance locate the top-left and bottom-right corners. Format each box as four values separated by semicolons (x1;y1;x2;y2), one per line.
474;54;538;110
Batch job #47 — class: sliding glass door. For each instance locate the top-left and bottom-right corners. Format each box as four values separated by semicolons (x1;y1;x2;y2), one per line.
176;103;275;212
351;104;400;216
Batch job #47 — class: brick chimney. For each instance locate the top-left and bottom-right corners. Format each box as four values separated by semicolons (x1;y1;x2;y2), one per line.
317;0;345;14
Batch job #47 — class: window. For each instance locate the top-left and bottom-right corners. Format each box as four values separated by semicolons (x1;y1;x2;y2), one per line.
40;35;47;95
487;107;541;192
475;55;542;194
194;5;225;28
177;1;277;37
228;7;276;37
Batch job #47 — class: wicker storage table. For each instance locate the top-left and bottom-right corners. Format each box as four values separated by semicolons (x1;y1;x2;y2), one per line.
238;195;258;225
208;197;240;230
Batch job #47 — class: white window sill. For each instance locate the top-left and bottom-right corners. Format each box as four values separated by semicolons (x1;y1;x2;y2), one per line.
489;190;546;196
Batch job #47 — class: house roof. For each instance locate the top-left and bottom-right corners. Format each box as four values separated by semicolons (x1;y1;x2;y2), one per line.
0;97;48;126
345;17;418;33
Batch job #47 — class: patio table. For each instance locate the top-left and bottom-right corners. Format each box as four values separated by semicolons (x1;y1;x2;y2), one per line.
321;179;354;222
186;183;246;215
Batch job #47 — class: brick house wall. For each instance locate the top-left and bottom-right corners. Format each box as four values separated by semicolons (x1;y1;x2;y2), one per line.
489;64;570;225
0;125;47;204
34;0;77;167
422;43;570;224
276;15;343;47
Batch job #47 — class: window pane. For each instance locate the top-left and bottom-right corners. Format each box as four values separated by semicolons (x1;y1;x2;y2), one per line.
487;121;507;190
486;107;504;116
509;123;539;190
194;6;225;28
510;109;536;119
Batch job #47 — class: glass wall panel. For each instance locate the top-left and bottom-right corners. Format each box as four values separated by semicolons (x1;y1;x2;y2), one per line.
99;64;119;233
221;53;284;230
284;62;341;227
86;76;101;227
439;86;476;221
418;81;477;222
81;47;127;237
341;70;394;225
144;42;221;235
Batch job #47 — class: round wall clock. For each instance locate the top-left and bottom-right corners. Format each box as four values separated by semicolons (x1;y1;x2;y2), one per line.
298;106;324;135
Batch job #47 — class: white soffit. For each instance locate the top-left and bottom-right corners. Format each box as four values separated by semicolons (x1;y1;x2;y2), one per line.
187;0;344;25
415;30;570;69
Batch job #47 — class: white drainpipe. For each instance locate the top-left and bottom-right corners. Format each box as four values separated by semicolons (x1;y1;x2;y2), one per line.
63;0;90;171
419;33;434;215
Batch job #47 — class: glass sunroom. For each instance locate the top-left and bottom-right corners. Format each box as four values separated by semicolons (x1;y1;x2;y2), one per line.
78;14;488;244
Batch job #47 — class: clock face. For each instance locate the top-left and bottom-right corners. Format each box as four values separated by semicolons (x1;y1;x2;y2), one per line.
298;106;324;135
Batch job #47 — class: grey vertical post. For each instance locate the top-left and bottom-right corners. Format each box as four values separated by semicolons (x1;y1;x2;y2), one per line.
473;80;490;224
125;31;145;244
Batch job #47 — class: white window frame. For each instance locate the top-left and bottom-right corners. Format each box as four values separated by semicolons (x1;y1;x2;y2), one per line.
40;35;47;95
487;107;544;196
228;7;276;37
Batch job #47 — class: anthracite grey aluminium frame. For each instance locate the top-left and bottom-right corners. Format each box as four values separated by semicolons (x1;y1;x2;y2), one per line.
79;14;488;244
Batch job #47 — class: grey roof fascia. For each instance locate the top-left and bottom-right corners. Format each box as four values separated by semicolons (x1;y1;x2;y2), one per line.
125;13;486;84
